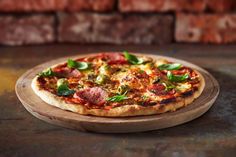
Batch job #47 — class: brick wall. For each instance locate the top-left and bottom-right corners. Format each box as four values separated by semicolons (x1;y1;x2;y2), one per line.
0;0;236;46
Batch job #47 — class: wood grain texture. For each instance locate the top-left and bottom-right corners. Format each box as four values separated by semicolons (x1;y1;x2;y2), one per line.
15;53;219;133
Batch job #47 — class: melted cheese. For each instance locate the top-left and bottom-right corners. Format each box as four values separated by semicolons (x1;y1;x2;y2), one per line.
176;82;192;92
143;91;163;102
138;64;153;75
155;58;168;66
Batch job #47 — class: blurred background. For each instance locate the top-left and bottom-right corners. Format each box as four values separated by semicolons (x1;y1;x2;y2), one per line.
0;0;236;46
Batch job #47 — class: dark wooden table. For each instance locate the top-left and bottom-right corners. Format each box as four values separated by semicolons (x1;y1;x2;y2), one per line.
0;44;236;157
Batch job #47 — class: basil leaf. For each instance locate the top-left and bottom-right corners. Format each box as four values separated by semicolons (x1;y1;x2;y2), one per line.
67;59;89;70
124;51;143;65
57;85;75;96
38;68;55;77
158;63;182;70
67;59;78;68
57;79;75;96
167;71;189;82
107;95;128;102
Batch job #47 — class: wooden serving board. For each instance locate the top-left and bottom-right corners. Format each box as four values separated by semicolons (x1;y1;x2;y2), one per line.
15;53;219;133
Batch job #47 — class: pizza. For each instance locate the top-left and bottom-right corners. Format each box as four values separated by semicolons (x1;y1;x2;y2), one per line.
31;52;205;117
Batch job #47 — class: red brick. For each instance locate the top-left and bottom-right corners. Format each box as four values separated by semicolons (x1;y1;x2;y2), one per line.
0;0;114;12
206;0;236;12
0;15;55;45
65;0;115;12
119;0;236;13
0;0;65;12
175;13;236;44
119;0;206;12
58;13;173;44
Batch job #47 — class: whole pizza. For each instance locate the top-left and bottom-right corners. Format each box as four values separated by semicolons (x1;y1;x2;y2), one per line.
32;52;205;117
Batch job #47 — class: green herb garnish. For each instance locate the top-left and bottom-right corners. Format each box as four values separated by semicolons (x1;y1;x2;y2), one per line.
158;63;182;70
106;94;128;102
67;59;89;70
162;82;175;91
167;71;189;82
38;68;55;77
57;78;75;96
107;90;129;102
57;85;75;96
123;51;144;65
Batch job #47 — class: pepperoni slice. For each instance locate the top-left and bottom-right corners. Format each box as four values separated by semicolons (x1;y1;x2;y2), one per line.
99;53;128;65
53;67;82;78
171;67;191;75
74;87;108;106
148;83;175;95
148;83;166;95
69;69;81;78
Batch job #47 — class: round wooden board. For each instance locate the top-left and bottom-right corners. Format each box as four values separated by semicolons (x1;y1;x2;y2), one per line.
16;53;219;133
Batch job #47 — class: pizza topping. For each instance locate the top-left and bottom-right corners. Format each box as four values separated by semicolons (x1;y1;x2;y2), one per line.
167;71;189;82
118;85;130;95
124;51;144;65
152;77;160;84
175;83;192;92
171;67;192;75
55;67;82;78
148;83;166;95
106;93;129;102
57;78;75;96
162;82;175;91
101;53;127;65
57;78;67;87
99;64;110;75
74;87;108;106
95;74;108;85
120;69;150;90
68;69;81;78
158;63;182;70
36;52;202;110
67;59;89;70
38;68;55;77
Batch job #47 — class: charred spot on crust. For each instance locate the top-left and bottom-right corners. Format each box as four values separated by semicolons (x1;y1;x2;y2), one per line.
138;101;157;106
160;97;176;104
193;86;199;91
181;90;193;98
37;76;46;84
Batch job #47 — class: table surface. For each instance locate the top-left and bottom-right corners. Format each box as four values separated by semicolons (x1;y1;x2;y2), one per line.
0;44;236;157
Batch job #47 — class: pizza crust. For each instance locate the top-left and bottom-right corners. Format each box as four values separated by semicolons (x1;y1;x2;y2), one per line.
31;70;205;117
